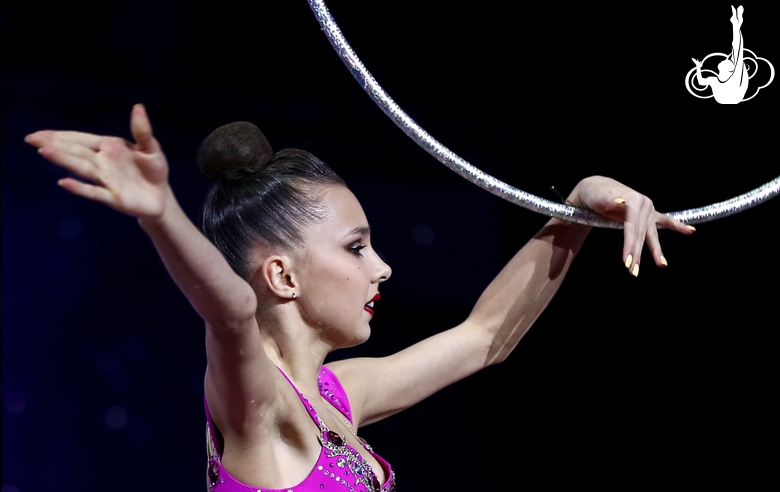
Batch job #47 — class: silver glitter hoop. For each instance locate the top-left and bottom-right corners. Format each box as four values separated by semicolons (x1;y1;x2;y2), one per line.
307;0;779;228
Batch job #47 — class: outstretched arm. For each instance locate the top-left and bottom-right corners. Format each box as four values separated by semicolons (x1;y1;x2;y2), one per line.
332;177;694;427
26;104;258;330
26;105;280;438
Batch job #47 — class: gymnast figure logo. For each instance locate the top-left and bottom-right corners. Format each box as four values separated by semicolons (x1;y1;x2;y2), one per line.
686;5;774;104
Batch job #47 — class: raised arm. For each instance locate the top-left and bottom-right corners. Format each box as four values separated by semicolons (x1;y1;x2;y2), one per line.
26;105;280;435
27;105;257;328
692;58;712;87
332;176;694;426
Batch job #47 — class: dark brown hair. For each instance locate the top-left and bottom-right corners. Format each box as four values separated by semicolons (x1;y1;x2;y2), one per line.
197;122;345;280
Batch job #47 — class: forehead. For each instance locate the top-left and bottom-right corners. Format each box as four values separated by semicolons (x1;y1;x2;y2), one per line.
310;185;369;238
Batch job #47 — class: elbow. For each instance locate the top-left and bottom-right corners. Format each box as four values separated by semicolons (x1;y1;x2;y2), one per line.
234;292;259;325
463;316;514;368
226;293;259;330
485;342;511;367
204;291;258;335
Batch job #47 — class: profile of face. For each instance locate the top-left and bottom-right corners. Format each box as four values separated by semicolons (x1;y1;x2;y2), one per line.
292;185;392;347
718;59;735;79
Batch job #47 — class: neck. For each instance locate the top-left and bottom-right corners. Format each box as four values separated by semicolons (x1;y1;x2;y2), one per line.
259;318;333;396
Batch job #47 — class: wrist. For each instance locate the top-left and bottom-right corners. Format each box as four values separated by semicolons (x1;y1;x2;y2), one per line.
564;180;588;210
137;185;180;232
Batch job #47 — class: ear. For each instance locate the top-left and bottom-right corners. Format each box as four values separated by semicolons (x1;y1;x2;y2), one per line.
259;254;297;300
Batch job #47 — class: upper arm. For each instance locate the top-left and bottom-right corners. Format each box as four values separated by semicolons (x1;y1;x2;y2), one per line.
327;320;492;426
204;318;284;441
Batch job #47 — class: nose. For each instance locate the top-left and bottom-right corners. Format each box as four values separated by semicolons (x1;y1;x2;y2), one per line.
373;251;392;283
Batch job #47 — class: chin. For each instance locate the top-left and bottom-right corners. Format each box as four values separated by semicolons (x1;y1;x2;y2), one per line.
342;326;372;348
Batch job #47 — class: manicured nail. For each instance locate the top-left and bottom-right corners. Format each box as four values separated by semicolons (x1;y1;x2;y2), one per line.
613;198;626;204
660;255;668;267
687;225;697;232
624;254;633;269
631;264;640;277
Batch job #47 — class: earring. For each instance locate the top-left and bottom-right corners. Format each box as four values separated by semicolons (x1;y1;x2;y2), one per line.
292;292;297;299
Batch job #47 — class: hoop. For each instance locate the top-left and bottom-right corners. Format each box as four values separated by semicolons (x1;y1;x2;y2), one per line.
308;0;779;227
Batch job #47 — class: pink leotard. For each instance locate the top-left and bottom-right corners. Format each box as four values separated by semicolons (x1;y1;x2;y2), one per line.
205;366;396;491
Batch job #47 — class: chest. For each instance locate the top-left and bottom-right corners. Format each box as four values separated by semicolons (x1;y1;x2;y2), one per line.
317;412;389;488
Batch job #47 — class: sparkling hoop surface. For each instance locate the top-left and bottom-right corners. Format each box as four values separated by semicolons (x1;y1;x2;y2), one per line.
307;0;779;228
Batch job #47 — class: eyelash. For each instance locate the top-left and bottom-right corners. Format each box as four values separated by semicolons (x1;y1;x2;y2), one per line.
349;244;367;257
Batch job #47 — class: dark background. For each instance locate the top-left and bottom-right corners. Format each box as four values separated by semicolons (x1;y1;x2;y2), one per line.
3;1;778;490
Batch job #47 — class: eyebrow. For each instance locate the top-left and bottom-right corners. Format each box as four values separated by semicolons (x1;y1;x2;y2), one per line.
345;226;371;238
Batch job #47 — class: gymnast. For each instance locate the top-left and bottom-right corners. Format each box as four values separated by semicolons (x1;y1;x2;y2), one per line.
692;5;748;104
26;105;694;491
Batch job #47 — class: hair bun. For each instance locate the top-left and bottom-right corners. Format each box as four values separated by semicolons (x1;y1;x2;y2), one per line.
196;121;273;181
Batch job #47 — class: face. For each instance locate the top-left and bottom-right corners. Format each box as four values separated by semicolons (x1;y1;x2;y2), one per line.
293;185;391;347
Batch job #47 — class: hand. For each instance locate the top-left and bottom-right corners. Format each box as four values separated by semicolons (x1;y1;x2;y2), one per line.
25;104;169;219
567;176;695;276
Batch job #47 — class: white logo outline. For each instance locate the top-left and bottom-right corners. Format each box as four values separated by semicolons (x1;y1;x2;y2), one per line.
685;5;774;104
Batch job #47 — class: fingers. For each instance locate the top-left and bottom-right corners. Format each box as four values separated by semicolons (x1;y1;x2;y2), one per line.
25;130;104;151
618;195;678;277
130;104;161;154
576;177;696;277
656;213;697;235
26;103;157;154
643;218;667;268
36;140;101;183
57;177;116;206
644;212;696;269
617;203;697;277
616;195;646;277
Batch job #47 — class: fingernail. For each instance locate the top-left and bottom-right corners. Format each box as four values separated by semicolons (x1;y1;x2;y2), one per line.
624;254;633;269
632;264;640;277
660;255;668;267
613;198;626;204
687;225;697;232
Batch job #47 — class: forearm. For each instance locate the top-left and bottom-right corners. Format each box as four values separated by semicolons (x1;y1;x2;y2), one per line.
695;66;706;85
138;187;257;330
466;217;591;365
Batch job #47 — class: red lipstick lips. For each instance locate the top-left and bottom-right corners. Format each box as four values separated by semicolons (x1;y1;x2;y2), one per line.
364;293;380;316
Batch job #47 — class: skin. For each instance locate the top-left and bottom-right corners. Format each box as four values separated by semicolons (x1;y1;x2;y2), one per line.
26;104;695;488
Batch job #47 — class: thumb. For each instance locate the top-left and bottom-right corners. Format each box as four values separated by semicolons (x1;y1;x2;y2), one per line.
130;104;161;153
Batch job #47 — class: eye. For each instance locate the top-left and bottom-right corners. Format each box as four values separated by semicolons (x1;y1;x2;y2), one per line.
349;244;367;257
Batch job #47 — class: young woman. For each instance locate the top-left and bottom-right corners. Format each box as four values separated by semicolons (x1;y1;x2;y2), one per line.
25;104;694;491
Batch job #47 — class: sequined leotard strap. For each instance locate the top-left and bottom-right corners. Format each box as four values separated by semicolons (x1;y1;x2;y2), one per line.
204;366;396;491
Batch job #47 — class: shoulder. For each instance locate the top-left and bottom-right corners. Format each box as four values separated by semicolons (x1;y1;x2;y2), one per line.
319;365;354;424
